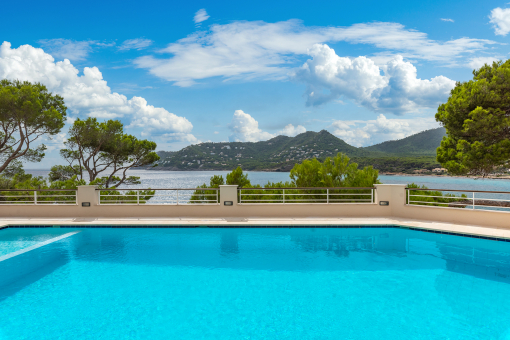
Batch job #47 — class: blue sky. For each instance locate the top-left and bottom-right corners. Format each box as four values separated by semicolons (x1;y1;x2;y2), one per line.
2;0;510;168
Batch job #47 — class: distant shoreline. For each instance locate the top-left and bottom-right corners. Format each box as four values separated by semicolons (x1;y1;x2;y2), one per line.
25;168;510;180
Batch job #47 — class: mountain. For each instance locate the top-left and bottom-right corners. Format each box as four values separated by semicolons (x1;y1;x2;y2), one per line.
363;127;446;156
154;128;444;173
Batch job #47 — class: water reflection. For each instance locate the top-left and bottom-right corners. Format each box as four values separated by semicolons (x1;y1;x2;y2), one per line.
220;231;239;255
62;228;510;284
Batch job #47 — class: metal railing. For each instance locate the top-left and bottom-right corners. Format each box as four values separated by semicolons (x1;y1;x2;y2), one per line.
238;187;375;204
406;188;510;212
97;188;219;205
0;189;77;205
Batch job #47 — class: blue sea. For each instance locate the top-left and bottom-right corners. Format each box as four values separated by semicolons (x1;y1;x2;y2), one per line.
25;169;510;192
1;227;510;339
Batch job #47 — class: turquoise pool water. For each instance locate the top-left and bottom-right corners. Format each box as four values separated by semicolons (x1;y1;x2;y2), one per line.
1;227;510;339
0;228;74;257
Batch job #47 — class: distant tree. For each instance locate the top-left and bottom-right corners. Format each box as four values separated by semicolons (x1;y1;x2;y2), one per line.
290;153;379;187
60;117;160;188
191;154;379;203
48;164;83;182
0;80;67;173
226;167;251;187
436;60;510;177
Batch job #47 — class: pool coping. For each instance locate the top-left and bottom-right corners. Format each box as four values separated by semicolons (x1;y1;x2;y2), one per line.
1;217;510;243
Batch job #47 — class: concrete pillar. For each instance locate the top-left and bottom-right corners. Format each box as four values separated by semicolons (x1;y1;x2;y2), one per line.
77;185;99;206
374;184;407;215
219;185;238;207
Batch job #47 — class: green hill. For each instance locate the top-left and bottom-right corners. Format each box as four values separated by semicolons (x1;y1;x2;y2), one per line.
155;128;445;173
363;127;446;156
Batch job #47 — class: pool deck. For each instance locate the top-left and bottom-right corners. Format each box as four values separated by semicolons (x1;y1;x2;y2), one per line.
1;217;510;240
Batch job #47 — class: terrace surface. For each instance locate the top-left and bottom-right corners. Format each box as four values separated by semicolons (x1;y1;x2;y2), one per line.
1;217;510;241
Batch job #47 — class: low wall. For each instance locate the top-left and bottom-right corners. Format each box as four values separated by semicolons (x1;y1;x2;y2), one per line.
0;184;508;230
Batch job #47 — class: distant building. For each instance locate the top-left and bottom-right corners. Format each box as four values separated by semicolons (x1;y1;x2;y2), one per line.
432;168;448;173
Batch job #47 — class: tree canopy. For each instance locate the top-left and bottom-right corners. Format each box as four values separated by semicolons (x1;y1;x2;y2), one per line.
435;60;510;176
0;80;67;174
58;117;160;188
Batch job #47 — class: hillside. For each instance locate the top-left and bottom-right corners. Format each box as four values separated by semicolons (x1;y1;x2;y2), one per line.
154;128;444;172
363;127;446;156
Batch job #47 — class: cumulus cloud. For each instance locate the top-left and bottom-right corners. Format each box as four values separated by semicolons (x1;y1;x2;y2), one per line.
228;110;275;142
127;97;196;142
118;38;153;51
194;9;210;24
278;124;306;137
468;56;500;70
489;7;510;36
331;114;439;147
441;18;454;22
134;20;495;86
37;39;95;61
292;44;455;114
0;41;196;142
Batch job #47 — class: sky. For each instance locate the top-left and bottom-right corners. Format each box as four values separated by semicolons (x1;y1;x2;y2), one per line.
1;0;510;168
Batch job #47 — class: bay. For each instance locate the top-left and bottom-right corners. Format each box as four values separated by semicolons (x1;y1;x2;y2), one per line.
25;169;510;192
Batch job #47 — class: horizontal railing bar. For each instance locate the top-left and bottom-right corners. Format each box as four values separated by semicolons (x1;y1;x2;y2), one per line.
406;188;510;194
239;193;372;196
239;199;372;202
409;195;467;199
409;200;463;205
238;187;375;190
0;189;77;192
409;195;510;203
97;188;219;191
408;200;510;209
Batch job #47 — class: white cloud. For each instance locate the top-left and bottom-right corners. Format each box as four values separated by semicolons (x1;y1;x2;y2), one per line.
292;44;455;114
278;124;306;137
118;38;153;51
134;20;495;86
127;97;195;142
194;9;210;24
37;39;94;61
331;114;439;147
489;7;510;36
228;110;275;142
468;56;500;70
44;132;67;152
0;41;196;143
441;18;454;22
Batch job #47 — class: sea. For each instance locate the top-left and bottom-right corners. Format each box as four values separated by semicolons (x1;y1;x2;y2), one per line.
25;169;510;192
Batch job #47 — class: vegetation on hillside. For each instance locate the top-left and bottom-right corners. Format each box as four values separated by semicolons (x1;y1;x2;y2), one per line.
155;128;446;173
364;128;446;156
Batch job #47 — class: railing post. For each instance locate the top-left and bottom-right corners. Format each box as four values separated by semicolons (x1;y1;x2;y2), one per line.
137;190;140;205
283;189;285;204
472;192;475;210
216;190;219;204
327;189;329;204
219;185;238;206
176;190;179;205
77;185;99;207
34;191;37;205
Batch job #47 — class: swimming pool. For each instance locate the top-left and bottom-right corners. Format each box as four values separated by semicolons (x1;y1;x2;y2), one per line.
1;227;510;339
